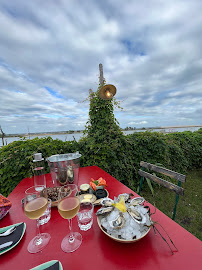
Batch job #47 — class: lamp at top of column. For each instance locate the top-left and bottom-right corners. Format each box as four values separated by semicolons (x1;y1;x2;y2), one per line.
98;84;117;100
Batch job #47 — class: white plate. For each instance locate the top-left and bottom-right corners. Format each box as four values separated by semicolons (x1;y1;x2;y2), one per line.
30;260;63;270
0;222;26;255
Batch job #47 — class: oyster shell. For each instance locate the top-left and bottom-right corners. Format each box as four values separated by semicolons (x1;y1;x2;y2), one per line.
127;207;143;223
93;198;104;206
117;193;133;203
129;197;145;206
101;198;114;207
109;213;126;229
96;206;114;216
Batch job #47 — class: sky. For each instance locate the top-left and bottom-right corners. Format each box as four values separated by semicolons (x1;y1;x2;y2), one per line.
0;0;202;134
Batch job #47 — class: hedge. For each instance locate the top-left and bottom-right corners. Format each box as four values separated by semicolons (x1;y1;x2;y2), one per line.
0;129;201;197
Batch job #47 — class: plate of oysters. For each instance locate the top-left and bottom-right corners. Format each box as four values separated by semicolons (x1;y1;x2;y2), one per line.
40;186;71;207
96;194;152;243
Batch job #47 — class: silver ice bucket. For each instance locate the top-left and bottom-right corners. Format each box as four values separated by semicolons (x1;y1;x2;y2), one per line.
46;152;81;186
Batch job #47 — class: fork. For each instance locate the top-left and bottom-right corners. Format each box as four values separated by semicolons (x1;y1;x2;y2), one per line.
0;226;16;237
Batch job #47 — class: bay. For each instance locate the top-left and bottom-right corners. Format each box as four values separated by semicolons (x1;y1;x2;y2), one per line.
0;126;200;147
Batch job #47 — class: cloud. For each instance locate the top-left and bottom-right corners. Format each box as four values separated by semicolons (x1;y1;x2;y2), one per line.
0;0;201;135
128;121;148;126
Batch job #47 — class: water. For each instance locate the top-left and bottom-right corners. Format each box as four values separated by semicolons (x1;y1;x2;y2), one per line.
38;199;51;225
78;212;93;231
0;133;83;147
34;167;46;191
77;202;94;231
0;126;201;147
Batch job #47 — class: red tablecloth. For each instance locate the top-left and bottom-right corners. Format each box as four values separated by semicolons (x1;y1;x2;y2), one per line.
1;166;202;270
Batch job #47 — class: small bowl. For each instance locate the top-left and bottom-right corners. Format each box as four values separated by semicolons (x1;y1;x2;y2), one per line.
79;193;97;203
93;190;109;206
80;184;90;194
95;189;108;199
95;185;104;190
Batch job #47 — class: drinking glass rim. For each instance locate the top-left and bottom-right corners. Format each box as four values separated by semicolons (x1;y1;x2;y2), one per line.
62;184;78;192
80;201;94;207
25;186;45;195
79;201;94;213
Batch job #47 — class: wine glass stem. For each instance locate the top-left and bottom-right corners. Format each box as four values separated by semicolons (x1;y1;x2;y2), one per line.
35;219;42;246
68;218;75;244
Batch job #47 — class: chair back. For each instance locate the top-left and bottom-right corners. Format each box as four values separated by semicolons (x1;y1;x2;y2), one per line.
138;161;186;220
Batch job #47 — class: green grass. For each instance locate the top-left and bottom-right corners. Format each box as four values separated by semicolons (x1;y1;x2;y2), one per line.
139;169;202;240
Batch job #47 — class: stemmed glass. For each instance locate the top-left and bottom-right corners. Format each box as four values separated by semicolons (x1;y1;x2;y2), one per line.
24;186;51;253
58;184;82;253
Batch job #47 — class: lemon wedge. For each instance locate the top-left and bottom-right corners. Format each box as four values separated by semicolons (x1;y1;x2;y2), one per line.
112;196;127;213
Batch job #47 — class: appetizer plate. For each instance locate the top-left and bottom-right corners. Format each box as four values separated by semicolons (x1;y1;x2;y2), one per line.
40;187;72;207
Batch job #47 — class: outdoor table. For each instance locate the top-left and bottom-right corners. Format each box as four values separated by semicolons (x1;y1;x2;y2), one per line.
1;166;202;270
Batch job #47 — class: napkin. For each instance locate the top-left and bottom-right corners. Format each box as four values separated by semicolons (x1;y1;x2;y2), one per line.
30;261;60;270
44;261;60;270
0;194;12;220
0;222;24;252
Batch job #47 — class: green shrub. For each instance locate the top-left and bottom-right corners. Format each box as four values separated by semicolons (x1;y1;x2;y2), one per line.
0;130;201;197
0;137;78;196
165;131;202;170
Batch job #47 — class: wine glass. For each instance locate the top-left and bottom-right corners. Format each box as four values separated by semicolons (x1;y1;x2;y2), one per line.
58;184;82;253
24;186;51;253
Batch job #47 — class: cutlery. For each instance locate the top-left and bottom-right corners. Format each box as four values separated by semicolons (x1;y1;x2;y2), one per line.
0;226;16;237
0;241;13;250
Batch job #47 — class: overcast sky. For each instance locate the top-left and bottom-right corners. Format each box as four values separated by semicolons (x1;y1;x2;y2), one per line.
0;0;202;134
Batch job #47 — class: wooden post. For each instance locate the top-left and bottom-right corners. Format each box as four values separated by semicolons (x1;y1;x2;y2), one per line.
0;125;5;146
99;63;104;85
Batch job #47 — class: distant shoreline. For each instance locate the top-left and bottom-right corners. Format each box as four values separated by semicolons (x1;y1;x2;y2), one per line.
1;125;201;138
2;130;82;138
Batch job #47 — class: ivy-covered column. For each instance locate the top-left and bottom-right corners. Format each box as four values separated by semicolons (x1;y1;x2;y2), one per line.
81;65;124;171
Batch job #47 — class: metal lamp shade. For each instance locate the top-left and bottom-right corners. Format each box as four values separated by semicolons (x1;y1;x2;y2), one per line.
98;84;117;100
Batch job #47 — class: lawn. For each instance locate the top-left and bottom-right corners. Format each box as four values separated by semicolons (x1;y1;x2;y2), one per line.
139;169;202;241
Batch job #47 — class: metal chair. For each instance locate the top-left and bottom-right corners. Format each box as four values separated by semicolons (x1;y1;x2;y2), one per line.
138;161;186;220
